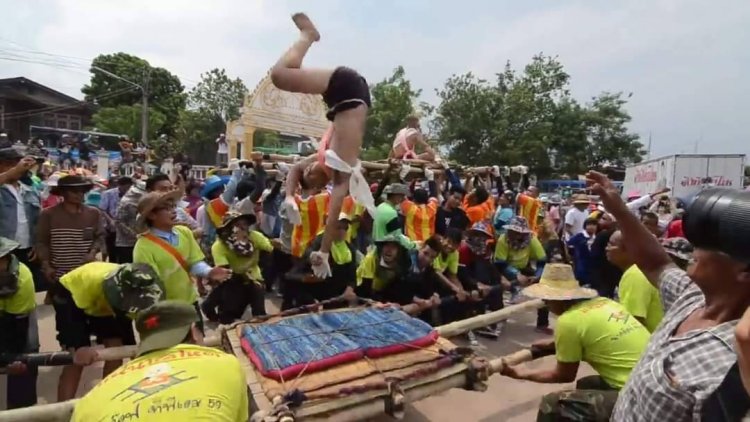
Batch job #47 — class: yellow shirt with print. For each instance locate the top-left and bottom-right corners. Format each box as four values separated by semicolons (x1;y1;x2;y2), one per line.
71;344;248;422
133;226;204;304
356;250;399;292
211;231;273;281
433;250;459;276
493;234;546;269
555;297;650;389
59;262;120;317
0;261;35;315
618;264;664;332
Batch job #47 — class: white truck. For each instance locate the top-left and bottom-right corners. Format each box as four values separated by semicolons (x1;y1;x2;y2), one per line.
622;154;746;199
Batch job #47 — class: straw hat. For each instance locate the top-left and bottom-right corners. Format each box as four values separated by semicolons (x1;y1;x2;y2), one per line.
135;189;183;233
522;263;598;301
571;194;590;205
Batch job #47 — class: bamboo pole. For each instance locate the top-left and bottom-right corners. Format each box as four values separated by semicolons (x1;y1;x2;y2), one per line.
436;299;544;338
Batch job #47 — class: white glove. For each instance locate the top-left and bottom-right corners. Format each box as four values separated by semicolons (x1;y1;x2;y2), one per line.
399;163;412;180
310;251;332;279
491;165;501;177
228;158;240;171
501;166;511;176
511;165;528;175
436;156;449;170
423;167;435;181
282;196;301;225
277;162;290;175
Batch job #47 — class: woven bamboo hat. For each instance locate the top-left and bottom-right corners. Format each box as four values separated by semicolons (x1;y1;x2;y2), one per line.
522;263;598;301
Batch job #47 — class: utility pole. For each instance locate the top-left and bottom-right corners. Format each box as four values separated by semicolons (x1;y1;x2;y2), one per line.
141;68;150;146
647;132;652;159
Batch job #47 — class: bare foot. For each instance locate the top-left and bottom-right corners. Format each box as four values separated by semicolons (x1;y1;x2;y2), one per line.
292;13;320;42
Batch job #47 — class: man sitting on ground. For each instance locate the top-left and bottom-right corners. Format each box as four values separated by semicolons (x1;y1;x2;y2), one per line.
72;301;248;422
501;263;650;421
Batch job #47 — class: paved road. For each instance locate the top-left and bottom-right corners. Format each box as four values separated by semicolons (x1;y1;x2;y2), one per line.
1;293;594;421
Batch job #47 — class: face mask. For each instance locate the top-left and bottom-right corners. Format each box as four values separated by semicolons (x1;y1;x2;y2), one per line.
508;234;531;250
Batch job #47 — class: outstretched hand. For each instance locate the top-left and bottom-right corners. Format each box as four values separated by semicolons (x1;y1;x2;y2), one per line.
585;171;620;199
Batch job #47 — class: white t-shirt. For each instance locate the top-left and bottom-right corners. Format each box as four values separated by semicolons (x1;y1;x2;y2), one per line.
4;184;30;249
216;137;228;154
564;207;590;239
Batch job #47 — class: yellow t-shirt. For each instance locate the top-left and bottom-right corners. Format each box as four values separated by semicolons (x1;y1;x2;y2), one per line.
433;250;459;276
133;226;205;304
0;261;35;315
555;297;650;389
356;250;398;292
211;231;273;281
618;265;664;333
59;262;120;317
71;344;248;422
493;234;546;269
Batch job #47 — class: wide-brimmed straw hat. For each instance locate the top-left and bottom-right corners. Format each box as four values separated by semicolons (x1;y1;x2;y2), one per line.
135;189;183;233
503;216;533;234
522;263;598;301
571;194;590;205
50;175;94;196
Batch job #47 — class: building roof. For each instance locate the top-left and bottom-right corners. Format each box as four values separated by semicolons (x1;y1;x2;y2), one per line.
0;76;83;107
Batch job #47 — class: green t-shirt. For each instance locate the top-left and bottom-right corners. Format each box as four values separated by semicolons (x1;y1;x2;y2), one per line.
0;261;36;315
493;234;546;269
211;231;273;281
372;201;414;250
133;226;204;304
555;297;650;389
618;264;664;333
433;250;459;276
357;250;400;292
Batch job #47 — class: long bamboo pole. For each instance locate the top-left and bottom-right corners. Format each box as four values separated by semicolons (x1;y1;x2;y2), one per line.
436;299;544;338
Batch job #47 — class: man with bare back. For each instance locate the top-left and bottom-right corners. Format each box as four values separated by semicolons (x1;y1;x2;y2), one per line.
390;115;436;161
271;13;375;278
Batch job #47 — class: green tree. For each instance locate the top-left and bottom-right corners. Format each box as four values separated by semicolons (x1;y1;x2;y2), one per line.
91;105;166;142
584;92;644;168
173;109;223;165
363;66;422;156
188;68;248;124
82;52;186;136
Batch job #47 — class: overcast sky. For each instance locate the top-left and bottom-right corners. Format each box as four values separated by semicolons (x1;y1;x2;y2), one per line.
2;0;748;158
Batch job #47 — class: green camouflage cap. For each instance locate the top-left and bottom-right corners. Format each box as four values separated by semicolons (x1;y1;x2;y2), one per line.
0;236;20;258
135;300;199;356
103;263;165;317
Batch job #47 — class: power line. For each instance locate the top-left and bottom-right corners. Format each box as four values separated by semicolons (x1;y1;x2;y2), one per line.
0;86;141;120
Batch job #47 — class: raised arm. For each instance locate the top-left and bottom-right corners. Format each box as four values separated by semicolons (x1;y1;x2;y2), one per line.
586;171;673;285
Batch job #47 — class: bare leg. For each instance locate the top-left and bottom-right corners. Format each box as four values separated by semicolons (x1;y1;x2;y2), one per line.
57;363;82;401
270;13;333;94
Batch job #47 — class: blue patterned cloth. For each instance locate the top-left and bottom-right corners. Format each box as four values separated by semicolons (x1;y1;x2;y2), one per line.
242;307;435;372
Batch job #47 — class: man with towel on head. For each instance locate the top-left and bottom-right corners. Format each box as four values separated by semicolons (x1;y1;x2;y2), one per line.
500;263;649;421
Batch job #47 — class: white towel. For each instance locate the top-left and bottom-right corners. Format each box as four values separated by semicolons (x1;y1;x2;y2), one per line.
324;149;376;218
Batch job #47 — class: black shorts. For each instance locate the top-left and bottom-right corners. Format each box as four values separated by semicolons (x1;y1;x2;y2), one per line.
52;284;136;350
322;66;371;121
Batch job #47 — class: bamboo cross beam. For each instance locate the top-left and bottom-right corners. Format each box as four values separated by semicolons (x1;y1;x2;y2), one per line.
436;299;544;338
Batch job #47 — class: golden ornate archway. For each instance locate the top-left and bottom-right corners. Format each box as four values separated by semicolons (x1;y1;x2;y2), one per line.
227;71;328;159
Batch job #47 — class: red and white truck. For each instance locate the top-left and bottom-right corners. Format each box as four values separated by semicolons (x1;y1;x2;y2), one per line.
622;154;746;199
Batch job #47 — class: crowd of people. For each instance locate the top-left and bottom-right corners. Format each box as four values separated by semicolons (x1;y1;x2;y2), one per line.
2;11;750;422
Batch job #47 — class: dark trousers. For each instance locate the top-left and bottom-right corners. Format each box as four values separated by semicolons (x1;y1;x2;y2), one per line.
12;247;47;292
537;376;618;422
105;232;117;262
114;246;134;264
1;311;39;409
201;275;266;324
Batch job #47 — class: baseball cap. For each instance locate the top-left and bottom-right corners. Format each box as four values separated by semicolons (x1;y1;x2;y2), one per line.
103;263;165;317
135;301;199;356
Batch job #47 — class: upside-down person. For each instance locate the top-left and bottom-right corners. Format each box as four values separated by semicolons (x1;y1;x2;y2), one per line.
500;263;649;421
201;211;273;324
52;261;165;401
133;190;232;329
458;222;504;340
272;13;375;280
494;216;552;334
286;213;358;308
389;115;437;161
72;301;248;422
